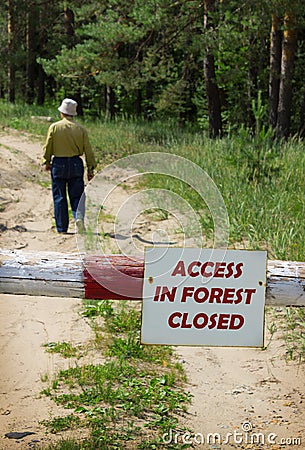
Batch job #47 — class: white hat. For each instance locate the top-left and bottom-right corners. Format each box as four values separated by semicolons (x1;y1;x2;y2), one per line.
58;98;78;116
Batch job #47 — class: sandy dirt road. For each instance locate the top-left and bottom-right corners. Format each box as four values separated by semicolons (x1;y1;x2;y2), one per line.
0;127;304;449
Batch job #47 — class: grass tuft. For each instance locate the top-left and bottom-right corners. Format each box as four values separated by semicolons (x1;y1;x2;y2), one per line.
39;301;191;448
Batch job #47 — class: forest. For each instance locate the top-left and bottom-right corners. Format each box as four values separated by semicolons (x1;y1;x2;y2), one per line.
1;0;305;139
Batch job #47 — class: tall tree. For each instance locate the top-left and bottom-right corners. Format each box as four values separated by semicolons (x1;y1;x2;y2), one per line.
269;11;282;129
2;0;305;136
276;9;297;139
203;0;222;138
26;1;37;104
7;0;17;102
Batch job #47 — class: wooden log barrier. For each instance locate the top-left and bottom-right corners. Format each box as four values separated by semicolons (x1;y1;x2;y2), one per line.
1;249;305;306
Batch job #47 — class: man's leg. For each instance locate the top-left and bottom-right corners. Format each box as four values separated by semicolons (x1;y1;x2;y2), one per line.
51;159;69;233
68;177;85;218
68;157;85;232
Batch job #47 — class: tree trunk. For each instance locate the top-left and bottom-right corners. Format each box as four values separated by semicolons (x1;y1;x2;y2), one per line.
203;0;222;138
180;41;198;124
144;81;154;120
135;89;142;116
64;7;75;48
247;33;258;127
105;86;116;120
26;3;37;104
74;91;84;116
269;13;282;129
7;0;16;103
276;11;297;139
37;65;45;105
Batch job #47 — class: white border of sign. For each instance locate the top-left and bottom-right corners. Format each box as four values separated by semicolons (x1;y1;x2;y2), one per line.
141;248;267;347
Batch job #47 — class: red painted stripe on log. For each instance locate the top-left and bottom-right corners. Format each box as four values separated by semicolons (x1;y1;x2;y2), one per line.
84;255;144;300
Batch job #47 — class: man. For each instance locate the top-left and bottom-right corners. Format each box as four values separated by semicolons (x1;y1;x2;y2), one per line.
42;98;96;234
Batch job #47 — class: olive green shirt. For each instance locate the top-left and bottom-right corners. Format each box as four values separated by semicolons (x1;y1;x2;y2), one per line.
42;117;96;170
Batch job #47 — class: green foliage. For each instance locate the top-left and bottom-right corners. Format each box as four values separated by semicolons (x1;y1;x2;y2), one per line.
82;300;114;318
283;307;305;362
267;306;305;363
0;101;55;135
41;300;191;449
1;0;305;135
43;341;80;359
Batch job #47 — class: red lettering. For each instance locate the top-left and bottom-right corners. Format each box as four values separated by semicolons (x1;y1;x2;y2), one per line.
234;262;243;279
188;261;201;277
171;261;186;276
229;314;244;329
217;313;230;329
168;312;181;328
193;313;209;329
160;286;177;302
214;262;226;278
181;312;192;328
225;262;234;278
244;288;256;304
172;260;244;280
208;313;218;329
194;287;209;303
181;286;194;302
153;286;161;301
167;312;246;330
201;261;214;277
209;287;223;303
234;288;244;304
222;288;235;304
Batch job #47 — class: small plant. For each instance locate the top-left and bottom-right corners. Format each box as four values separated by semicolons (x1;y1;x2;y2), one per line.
83;300;114;319
43;341;80;359
41;415;81;433
282;307;305;362
145;207;169;221
262;319;277;351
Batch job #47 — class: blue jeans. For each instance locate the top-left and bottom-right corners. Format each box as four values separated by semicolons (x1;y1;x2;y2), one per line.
51;156;85;232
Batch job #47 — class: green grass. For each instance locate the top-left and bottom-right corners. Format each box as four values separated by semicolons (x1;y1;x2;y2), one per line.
43;341;81;359
40;301;191;449
282;307;305;362
2;99;302;261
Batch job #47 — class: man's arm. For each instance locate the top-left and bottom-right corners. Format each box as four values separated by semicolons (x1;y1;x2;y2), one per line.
83;129;97;180
42;125;54;169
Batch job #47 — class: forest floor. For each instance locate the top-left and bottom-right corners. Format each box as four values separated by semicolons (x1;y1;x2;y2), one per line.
0;127;304;449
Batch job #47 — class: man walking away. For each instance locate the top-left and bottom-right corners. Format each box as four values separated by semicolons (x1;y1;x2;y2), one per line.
42;98;96;234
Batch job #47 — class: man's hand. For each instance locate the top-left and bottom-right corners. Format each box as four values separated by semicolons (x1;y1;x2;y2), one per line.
45;164;52;171
87;171;94;181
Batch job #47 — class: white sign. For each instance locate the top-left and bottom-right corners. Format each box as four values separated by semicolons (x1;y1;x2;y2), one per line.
141;248;267;347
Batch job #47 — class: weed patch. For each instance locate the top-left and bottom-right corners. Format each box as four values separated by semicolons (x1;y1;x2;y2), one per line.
40;301;191;449
282;307;305;362
43;342;81;359
265;307;305;363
